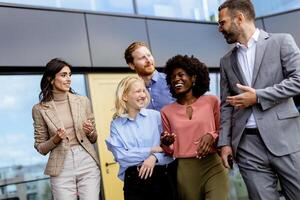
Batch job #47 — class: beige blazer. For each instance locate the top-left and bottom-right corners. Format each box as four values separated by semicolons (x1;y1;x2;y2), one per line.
32;93;100;176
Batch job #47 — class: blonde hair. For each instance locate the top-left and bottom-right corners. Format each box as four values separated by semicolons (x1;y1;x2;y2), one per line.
113;76;150;119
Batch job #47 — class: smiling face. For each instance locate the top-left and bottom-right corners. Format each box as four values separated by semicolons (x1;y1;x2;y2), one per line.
171;68;195;96
123;80;148;111
129;46;155;77
51;66;72;92
218;8;240;44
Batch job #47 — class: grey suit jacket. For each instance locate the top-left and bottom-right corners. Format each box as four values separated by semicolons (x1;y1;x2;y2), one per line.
32;93;100;176
218;30;300;157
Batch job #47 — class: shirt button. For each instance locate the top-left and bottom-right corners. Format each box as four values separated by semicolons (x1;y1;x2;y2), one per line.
151;99;154;102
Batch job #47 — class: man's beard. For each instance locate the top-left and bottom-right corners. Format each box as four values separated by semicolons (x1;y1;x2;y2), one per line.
139;65;155;76
224;32;238;44
222;24;239;44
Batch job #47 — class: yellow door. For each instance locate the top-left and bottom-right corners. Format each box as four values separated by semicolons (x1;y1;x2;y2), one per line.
87;73;134;200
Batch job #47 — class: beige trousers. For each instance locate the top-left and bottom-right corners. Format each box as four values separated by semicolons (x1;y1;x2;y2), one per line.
50;145;100;200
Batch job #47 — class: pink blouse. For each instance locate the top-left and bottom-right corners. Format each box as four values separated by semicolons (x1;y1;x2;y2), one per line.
161;95;220;158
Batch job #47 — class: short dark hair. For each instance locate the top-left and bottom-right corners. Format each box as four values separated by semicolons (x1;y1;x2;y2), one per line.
164;55;210;98
39;58;75;103
218;0;255;21
124;41;150;64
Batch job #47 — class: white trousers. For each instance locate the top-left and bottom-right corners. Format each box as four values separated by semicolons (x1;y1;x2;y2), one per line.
50;145;100;200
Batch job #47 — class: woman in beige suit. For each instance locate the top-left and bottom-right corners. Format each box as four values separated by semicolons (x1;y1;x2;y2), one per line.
32;58;100;200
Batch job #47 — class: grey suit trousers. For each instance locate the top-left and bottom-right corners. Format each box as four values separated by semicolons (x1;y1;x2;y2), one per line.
236;132;300;200
50;145;100;200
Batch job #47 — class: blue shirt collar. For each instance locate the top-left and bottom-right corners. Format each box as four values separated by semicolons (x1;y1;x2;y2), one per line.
120;108;148;124
151;70;159;83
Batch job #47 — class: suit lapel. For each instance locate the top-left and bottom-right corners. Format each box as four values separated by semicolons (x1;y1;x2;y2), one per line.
251;30;269;86
231;47;247;85
45;101;64;130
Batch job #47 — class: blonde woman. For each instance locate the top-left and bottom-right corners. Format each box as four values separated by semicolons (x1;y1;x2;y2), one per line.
106;76;177;200
32;58;100;200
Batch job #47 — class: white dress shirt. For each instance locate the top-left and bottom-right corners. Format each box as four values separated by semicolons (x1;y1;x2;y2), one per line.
236;28;260;128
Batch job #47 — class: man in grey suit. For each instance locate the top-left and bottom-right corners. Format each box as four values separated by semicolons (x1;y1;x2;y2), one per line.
217;0;300;199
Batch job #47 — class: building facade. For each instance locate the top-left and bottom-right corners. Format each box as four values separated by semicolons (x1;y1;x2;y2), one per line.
1;1;300;199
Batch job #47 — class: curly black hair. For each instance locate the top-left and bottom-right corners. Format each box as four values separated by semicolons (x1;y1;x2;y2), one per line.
164;55;210;98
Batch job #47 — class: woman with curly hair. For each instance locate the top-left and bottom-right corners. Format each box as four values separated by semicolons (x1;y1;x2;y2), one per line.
161;55;229;200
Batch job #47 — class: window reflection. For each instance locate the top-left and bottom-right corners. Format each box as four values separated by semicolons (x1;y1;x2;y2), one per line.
136;0;222;21
2;0;134;14
252;0;300;17
0;74;86;199
94;0;134;13
209;72;219;96
2;0;300;21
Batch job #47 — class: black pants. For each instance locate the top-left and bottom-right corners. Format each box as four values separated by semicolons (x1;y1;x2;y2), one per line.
124;160;177;200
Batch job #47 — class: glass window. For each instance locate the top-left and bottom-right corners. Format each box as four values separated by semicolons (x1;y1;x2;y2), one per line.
209;72;220;96
94;0;134;13
252;0;300;17
1;0;134;14
0;74;86;199
0;0;58;7
136;0;222;22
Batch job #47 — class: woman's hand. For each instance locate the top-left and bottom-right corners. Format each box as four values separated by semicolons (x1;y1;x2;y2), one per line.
161;131;176;146
194;133;214;159
53;128;66;144
138;154;157;179
83;119;94;136
150;146;163;153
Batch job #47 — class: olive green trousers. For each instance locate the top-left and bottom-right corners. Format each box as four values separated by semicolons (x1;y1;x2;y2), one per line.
177;153;229;200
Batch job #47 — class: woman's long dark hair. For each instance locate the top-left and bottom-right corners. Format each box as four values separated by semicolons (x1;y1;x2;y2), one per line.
39;58;75;103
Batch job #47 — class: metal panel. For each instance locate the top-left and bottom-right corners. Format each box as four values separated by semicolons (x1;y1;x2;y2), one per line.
147;20;228;67
263;11;300;47
0;7;90;67
255;19;265;30
86;15;148;67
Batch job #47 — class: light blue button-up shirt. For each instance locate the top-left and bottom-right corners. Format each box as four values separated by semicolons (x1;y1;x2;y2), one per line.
146;70;174;111
106;108;174;180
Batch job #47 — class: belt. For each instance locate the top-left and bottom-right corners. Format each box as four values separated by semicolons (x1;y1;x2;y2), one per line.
244;128;260;135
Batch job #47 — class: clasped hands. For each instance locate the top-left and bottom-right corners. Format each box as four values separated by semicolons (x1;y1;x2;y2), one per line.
83;119;95;136
53;119;94;144
226;84;257;109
